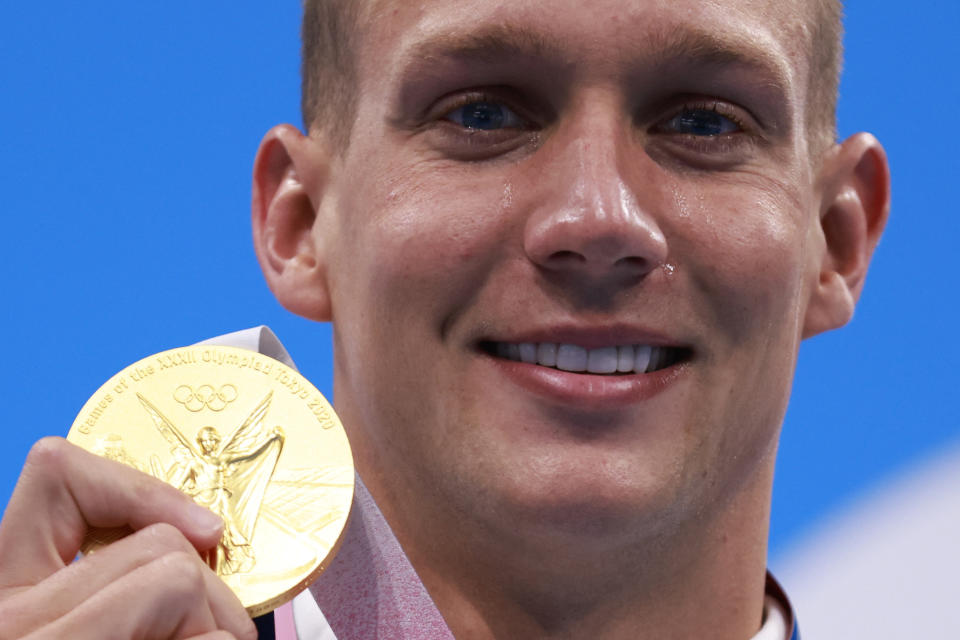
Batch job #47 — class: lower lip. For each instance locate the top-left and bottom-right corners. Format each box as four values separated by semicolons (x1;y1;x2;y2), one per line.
484;354;688;409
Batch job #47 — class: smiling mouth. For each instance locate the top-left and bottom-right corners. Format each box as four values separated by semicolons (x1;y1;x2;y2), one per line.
480;341;690;375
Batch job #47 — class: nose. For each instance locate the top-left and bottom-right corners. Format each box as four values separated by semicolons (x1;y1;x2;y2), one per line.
523;117;668;281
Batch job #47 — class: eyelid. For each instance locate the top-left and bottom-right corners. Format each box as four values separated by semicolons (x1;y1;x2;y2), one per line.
658;99;752;133
416;87;545;161
427;87;539;129
643;96;770;167
444;99;525;130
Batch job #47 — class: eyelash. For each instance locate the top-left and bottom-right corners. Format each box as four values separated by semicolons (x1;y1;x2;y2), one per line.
426;90;540;157
664;100;747;131
438;89;533;120
427;90;758;159
653;99;758;155
442;92;528;125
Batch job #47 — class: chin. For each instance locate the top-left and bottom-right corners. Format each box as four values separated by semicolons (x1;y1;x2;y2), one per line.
464;458;692;547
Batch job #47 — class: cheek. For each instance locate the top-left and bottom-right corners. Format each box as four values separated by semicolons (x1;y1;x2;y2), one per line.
332;162;516;325
325;160;516;439
672;180;812;346
325;161;521;492
665;180;814;488
703;188;817;482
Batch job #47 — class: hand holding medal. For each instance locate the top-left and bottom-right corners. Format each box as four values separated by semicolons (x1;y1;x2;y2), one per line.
66;345;353;617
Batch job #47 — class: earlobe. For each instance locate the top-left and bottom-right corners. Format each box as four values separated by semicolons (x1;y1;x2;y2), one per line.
252;124;333;322
802;133;891;339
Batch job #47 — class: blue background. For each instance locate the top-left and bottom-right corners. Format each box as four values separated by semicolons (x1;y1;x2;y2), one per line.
1;2;957;561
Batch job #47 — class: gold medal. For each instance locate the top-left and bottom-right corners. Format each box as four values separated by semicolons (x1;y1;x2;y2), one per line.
66;345;354;617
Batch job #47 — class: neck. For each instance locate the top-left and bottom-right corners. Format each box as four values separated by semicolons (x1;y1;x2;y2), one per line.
364;458;774;640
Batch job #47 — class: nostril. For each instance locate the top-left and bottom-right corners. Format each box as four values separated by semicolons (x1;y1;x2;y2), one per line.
549;250;586;264
525;207;668;278
614;256;649;270
543;250;655;275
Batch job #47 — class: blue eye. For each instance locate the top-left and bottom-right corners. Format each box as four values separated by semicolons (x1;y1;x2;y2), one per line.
444;101;524;131
664;109;740;136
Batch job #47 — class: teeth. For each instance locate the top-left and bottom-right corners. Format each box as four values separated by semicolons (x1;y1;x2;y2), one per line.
648;347;663;373
536;342;557;367
586;346;618;374
634;345;652;373
493;341;678;374
519;342;537;363
556;344;588;372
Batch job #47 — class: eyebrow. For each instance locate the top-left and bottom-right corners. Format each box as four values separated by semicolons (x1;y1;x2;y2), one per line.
403;24;568;67
644;27;789;92
400;22;789;92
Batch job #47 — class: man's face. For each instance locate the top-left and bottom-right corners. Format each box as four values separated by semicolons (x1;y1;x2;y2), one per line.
320;0;823;542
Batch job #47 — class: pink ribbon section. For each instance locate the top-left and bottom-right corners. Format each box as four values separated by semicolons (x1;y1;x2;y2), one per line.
308;478;455;639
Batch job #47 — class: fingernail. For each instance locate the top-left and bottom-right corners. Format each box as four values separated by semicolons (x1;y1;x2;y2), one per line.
189;504;223;536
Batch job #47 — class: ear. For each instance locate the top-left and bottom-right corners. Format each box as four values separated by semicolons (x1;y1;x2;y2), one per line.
802;132;891;338
252;124;333;321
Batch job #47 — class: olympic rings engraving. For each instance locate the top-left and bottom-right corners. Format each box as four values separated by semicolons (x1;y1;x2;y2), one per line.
173;384;238;412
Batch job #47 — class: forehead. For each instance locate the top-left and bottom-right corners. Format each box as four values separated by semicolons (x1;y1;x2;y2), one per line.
357;0;814;93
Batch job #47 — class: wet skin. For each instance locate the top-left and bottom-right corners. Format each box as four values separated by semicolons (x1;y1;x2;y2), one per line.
254;0;889;636
327;0;812;549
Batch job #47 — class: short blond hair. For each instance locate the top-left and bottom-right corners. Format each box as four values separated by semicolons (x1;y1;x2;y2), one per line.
808;0;845;150
300;0;844;150
300;0;364;148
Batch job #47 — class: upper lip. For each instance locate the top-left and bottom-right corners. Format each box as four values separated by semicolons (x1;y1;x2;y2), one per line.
478;323;690;351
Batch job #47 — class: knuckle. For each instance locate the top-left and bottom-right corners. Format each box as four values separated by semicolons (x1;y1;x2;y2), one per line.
127;470;182;515
129;469;182;506
128;470;158;502
24;437;70;473
237;620;259;640
140;522;193;553
156;551;206;596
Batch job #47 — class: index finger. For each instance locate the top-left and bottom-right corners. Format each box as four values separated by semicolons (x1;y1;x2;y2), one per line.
0;437;223;589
